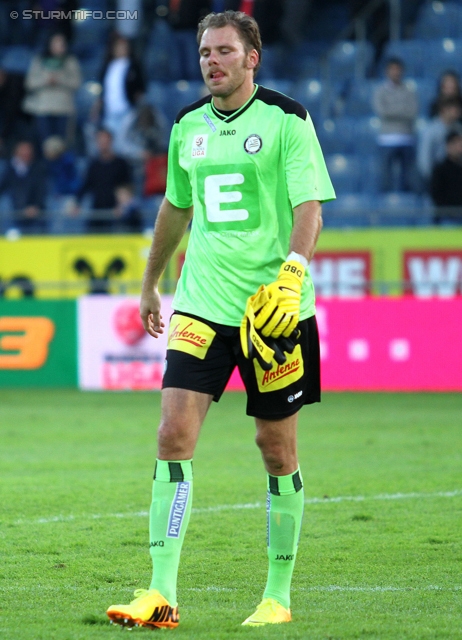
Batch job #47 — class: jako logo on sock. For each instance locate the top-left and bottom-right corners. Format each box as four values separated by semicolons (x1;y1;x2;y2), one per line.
167;482;190;538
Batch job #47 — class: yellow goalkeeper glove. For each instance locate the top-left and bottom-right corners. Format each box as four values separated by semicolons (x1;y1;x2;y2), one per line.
253;259;305;338
240;285;301;370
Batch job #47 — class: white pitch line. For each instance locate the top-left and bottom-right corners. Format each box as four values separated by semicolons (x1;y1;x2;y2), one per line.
1;584;460;594
11;489;462;526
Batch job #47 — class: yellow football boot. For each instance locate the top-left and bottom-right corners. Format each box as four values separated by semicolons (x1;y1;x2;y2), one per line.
106;588;179;629
242;598;292;626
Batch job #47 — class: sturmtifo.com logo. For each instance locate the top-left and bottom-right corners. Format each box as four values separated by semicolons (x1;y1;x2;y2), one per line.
10;9;138;20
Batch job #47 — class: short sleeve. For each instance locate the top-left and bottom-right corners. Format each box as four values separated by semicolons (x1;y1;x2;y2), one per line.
284;111;336;208
165;123;193;208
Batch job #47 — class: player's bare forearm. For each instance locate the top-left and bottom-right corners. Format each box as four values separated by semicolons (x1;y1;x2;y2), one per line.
140;198;193;338
289;200;323;263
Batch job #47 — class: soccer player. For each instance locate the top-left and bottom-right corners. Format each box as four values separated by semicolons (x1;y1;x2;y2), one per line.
106;10;335;629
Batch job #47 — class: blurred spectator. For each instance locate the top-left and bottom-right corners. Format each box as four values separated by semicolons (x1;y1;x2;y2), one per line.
143;150;168;197
224;0;284;46
94;33;146;156
429;70;462;118
75;129;132;233
114;183;143;233
373;57;418;192
32;0;78;46
22;32;82;147
431;130;462;225
0;66;32;157
0;140;48;233
116;102;166;162
417;97;462;186
168;0;211;80
42;135;80;227
117;0;143;41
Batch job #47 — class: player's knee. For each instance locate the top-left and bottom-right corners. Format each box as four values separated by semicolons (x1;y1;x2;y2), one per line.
157;419;192;458
255;433;284;468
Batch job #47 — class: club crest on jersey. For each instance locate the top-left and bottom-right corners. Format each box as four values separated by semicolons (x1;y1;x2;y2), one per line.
244;134;262;154
192;134;208;158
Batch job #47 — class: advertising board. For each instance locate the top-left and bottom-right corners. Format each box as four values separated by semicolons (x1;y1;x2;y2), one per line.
0;300;77;386
78;296;462;392
78;296;172;390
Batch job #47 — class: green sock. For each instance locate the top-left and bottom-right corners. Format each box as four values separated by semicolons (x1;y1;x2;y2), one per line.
149;459;193;605
263;468;304;610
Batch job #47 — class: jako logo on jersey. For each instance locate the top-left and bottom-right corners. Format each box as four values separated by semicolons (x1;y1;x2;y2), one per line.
168;315;216;360
192;134;208;157
244;134;262;154
220;129;236;136
254;344;304;392
167;482;190;538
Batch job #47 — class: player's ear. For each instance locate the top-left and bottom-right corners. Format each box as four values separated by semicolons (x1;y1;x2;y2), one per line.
246;49;259;71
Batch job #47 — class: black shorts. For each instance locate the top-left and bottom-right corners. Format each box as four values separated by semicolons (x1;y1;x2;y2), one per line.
162;311;321;420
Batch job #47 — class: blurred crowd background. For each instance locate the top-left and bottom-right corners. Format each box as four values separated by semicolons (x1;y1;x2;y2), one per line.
1;0;462;235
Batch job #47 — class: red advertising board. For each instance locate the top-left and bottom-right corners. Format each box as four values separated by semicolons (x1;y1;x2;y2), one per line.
404;250;462;297
227;299;462;391
309;252;371;298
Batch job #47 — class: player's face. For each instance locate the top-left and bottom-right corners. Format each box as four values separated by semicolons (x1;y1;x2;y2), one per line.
199;26;256;103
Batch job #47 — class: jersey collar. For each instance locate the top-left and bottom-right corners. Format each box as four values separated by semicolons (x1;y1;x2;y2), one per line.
210;84;259;123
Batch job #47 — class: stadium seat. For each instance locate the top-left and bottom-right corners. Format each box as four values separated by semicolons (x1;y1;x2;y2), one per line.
421;38;462;79
291;79;327;122
380;40;426;78
324;154;362;194
406;78;437;117
343;79;382;117
353;116;381;155
146;81;172;124
260;79;293;98
0;46;34;74
167;81;209;121
326;40;374;81
413;1;462;39
375;192;424;226
75;81;102;123
279;41;325;81
322;193;374;227
316;117;357;155
145;20;180;82
142;194;164;229
72;17;109;56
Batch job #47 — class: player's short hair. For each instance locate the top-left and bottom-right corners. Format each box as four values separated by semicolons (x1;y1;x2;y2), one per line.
197;10;262;76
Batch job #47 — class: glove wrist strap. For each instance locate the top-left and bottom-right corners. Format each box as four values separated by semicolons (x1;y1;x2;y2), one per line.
286;251;308;268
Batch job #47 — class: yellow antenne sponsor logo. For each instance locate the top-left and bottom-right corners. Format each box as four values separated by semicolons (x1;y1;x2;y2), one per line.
262;358;301;388
254;344;304;392
169;322;208;348
168;315;216;360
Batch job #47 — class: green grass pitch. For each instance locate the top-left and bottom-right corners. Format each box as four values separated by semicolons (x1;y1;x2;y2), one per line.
1;389;461;639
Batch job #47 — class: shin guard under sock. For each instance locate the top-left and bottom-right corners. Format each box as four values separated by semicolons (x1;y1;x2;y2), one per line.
149;459;193;605
263;468;304;610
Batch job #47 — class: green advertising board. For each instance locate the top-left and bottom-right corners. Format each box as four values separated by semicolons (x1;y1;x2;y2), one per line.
0;300;77;387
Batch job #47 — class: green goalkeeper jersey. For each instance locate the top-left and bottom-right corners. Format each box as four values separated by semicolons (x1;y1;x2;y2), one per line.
166;84;335;326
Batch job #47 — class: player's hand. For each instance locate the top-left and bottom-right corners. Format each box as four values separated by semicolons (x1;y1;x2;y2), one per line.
240;286;301;370
139;287;165;338
253;260;305;338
